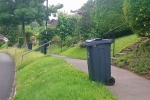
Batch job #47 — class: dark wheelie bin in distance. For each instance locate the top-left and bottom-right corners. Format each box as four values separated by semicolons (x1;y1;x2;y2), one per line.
40;41;47;55
85;38;115;86
27;42;32;50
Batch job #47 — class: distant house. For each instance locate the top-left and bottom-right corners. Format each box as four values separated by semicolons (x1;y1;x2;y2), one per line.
0;35;8;42
50;19;58;28
70;10;84;15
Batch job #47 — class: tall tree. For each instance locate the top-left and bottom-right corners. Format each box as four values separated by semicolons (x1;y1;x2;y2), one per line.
56;13;79;41
80;0;96;39
0;0;63;48
94;0;131;38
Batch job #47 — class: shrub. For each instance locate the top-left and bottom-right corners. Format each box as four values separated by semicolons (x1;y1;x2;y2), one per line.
65;36;73;47
79;42;86;48
123;0;150;37
37;28;57;42
26;31;33;42
51;35;61;42
18;37;24;46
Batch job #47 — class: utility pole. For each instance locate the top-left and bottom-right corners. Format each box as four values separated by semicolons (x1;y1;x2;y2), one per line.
45;0;48;37
41;0;49;55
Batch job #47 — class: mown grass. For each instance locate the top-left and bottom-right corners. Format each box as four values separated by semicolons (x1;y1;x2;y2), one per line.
59;34;141;59
60;45;87;60
112;34;141;54
14;56;117;100
0;47;117;100
0;47;45;70
50;44;68;54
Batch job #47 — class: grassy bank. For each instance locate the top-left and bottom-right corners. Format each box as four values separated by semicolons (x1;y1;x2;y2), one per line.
60;45;87;60
114;38;150;79
0;47;117;100
59;34;141;59
113;34;141;54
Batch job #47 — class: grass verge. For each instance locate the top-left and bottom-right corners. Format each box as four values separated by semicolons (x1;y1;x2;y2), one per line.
0;47;117;100
14;56;117;100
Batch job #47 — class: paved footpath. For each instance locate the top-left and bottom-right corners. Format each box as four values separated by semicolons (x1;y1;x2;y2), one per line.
0;53;15;100
52;54;150;100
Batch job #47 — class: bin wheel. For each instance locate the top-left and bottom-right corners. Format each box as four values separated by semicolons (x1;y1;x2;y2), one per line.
106;77;115;86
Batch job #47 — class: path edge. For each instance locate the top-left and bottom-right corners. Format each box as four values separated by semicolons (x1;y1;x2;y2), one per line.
4;53;17;100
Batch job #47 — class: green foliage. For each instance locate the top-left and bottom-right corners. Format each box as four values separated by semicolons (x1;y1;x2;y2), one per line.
0;42;5;47
0;25;21;45
79;0;96;40
18;37;24;46
51;35;61;45
26;31;33;42
65;36;73;47
0;43;7;49
94;0;132;38
57;13;80;41
140;39;150;52
123;0;150;37
30;22;39;30
37;28;57;42
79;11;96;39
0;0;16;25
81;0;95;11
0;0;63;48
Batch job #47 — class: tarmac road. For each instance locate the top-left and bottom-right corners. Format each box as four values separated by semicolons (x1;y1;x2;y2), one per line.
0;53;14;100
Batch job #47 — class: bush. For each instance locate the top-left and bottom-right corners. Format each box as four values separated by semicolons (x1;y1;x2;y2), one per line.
37;28;57;42
18;37;24;46
79;42;86;48
7;41;13;47
123;0;150;37
65;36;73;47
26;31;33;42
51;35;61;43
94;0;132;38
0;42;4;47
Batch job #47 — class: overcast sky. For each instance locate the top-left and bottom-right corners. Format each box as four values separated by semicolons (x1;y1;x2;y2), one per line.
47;0;88;12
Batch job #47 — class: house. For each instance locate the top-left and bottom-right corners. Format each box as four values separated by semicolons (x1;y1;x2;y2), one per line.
50;19;58;28
70;10;84;15
0;35;8;42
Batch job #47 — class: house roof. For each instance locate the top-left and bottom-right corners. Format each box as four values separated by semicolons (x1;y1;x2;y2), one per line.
50;19;58;28
70;10;84;15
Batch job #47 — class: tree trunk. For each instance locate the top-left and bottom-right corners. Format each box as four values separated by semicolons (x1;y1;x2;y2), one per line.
22;22;27;50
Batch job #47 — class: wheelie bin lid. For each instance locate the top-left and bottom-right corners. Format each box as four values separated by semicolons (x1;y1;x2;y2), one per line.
85;38;114;46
